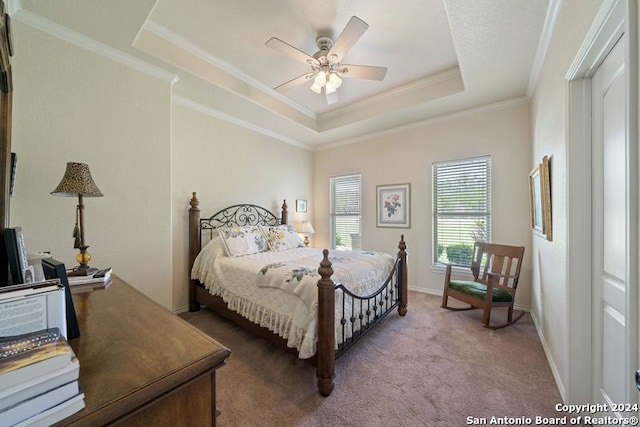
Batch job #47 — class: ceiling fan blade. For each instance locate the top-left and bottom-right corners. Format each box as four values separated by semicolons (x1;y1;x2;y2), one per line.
274;72;317;93
338;64;387;81
325;89;339;105
327;16;369;63
266;37;320;67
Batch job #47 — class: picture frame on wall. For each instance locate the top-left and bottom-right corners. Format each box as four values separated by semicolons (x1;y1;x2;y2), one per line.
376;183;411;228
296;199;307;213
529;155;552;241
4;226;29;284
540;155;552;241
528;164;544;234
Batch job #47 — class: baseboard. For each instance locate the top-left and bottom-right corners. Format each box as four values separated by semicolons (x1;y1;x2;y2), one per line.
173;305;190;315
530;310;566;402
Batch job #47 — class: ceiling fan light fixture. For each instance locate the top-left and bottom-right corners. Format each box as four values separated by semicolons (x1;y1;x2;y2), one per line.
267;16;386;104
310;81;322;94
313;71;327;86
328;72;342;89
325;81;337;94
310;70;329;94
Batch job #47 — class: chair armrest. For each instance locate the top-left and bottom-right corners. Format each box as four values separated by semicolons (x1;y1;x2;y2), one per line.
485;272;518;293
444;263;453;285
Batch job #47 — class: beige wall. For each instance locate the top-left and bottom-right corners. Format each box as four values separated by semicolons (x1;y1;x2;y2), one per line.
11;21;174;307
170;102;313;310
314;102;533;306
530;0;603;401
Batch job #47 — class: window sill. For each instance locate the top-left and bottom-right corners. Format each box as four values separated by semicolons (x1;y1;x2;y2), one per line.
430;263;475;278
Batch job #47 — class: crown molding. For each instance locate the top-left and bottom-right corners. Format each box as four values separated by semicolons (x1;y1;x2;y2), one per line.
353;67;463;104
12;7;178;84
140;20;316;120
527;0;563;96
315;96;531;151
172;95;309;150
138;21;465;133
319;67;464;131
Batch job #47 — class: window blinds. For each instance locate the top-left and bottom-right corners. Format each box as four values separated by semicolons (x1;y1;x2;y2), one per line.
329;174;362;250
432;156;491;266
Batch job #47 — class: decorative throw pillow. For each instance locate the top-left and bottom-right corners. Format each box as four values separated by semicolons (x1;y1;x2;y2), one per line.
218;225;268;257
261;224;304;251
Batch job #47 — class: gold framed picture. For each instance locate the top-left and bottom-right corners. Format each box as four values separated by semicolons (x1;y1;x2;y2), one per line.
529;155;552;241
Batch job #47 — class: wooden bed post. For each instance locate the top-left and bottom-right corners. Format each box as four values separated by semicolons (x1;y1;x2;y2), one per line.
316;249;335;397
281;200;288;225
188;192;201;312
398;234;408;316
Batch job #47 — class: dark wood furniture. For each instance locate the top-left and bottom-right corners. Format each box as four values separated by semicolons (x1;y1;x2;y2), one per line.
0;0;13;284
188;192;408;396
441;242;525;329
56;276;231;426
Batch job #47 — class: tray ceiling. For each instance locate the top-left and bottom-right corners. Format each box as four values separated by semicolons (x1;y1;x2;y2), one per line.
16;0;553;149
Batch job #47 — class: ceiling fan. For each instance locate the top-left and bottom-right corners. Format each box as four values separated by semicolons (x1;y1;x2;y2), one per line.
265;16;387;105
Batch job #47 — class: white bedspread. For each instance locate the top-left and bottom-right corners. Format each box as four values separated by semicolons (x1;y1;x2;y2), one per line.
191;238;395;359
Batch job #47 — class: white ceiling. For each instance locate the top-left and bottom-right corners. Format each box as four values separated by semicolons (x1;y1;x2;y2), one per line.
14;0;554;150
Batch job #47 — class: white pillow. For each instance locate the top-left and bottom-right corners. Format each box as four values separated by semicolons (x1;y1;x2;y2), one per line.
261;224;304;251
201;235;226;257
218;225;268;257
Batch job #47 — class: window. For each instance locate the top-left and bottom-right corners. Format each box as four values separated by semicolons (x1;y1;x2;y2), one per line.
329;174;362;250
433;156;491;267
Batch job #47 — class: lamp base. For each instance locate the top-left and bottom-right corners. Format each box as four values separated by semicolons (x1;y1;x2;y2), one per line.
67;265;99;277
68;247;97;276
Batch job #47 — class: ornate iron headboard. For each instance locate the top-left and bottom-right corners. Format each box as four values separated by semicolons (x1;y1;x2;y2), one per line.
200;203;282;244
188;193;288;251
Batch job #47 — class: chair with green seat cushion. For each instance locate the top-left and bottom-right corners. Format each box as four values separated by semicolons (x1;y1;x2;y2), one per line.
441;242;525;329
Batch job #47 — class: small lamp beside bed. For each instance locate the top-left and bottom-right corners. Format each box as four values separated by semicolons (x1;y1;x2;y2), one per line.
51;162;103;276
295;221;315;247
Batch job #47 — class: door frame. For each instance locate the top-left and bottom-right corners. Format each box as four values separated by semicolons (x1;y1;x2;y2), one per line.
566;0;638;404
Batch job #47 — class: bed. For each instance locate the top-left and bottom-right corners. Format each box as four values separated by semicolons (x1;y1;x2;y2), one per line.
187;192;408;396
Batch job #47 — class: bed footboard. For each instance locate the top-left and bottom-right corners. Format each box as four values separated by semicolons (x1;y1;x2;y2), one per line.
316;235;408;396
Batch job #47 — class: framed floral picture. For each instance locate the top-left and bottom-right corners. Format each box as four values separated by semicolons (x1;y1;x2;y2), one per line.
377;183;411;228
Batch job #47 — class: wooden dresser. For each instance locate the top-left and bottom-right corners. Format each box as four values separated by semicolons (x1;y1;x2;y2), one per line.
55;276;230;426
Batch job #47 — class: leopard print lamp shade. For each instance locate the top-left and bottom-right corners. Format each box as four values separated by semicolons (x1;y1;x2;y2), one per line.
51;162;103;197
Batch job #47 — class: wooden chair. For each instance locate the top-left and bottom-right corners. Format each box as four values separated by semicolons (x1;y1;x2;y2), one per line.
441;242;525;329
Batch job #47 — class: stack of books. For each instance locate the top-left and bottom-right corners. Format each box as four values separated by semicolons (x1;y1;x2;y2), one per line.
0;280;67;339
66;267;112;291
0;328;84;426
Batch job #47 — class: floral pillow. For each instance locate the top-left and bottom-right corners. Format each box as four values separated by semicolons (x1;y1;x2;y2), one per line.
218;225;268;257
261;224;304;251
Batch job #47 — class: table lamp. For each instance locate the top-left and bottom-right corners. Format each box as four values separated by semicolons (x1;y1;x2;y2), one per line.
296;221;315;247
51;162;103;276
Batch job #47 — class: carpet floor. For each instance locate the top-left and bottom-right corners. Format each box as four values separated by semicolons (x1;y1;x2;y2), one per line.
180;291;564;427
